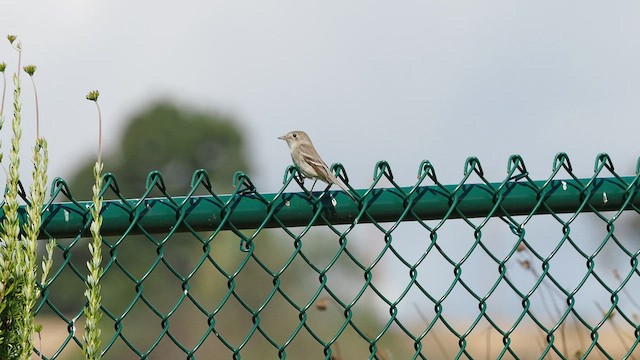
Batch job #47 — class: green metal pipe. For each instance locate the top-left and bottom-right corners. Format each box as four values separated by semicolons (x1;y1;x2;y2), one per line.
32;177;639;239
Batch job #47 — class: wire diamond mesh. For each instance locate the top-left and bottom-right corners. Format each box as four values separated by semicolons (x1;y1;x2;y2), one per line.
30;153;640;359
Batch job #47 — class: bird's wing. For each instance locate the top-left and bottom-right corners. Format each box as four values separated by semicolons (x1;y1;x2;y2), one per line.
298;144;356;200
298;143;334;182
297;143;325;165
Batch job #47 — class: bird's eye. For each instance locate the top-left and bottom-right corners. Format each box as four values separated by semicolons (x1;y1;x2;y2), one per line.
292;134;297;138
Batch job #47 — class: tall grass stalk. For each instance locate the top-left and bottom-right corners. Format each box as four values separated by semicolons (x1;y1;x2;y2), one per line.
0;35;55;360
23;64;55;359
83;90;103;359
0;35;26;360
0;60;6;118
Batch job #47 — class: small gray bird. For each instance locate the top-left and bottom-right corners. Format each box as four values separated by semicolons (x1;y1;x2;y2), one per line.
279;130;355;200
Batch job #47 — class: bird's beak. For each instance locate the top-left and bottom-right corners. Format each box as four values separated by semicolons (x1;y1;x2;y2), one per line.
278;135;286;140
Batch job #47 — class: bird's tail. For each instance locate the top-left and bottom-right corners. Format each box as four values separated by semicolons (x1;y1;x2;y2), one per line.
333;177;356;201
322;167;356;201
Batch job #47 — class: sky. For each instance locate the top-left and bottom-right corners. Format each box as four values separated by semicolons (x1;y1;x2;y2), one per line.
3;0;640;336
3;1;640;192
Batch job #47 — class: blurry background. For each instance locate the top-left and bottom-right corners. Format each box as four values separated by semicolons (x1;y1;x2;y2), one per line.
3;1;640;358
4;1;640;187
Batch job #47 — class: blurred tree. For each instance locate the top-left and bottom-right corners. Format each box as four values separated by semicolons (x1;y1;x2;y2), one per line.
68;101;248;198
52;101;260;359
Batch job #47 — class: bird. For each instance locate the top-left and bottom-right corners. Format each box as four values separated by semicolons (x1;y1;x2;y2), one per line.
279;130;356;200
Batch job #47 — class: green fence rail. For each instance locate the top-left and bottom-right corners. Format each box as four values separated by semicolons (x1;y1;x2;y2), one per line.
24;153;640;359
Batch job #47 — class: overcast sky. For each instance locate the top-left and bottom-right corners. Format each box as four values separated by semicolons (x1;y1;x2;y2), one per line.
4;1;640;326
3;1;639;193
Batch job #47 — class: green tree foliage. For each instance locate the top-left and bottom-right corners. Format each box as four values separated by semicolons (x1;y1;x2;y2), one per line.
69;102;249;198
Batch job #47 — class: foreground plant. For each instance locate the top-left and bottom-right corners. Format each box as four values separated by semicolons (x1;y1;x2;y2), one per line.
0;35;55;360
83;89;104;360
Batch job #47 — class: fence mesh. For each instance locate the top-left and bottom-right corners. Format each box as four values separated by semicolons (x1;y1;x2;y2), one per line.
24;153;640;359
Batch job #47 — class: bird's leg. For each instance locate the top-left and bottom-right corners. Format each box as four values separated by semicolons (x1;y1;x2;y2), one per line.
310;179;318;193
295;174;315;199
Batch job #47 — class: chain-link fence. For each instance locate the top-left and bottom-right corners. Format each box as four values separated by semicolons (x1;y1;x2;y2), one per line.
29;154;640;359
